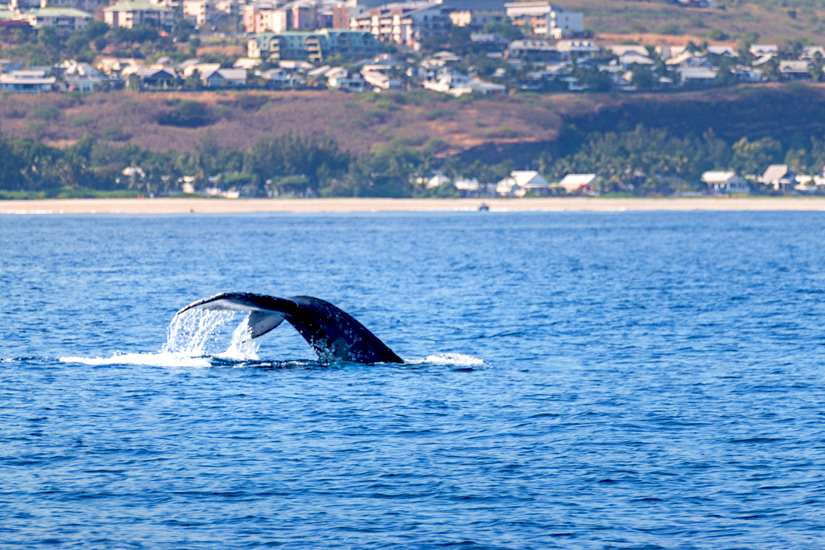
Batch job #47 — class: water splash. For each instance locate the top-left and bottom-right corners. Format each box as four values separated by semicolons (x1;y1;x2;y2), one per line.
216;316;260;361
162;309;236;355
61;310;259;367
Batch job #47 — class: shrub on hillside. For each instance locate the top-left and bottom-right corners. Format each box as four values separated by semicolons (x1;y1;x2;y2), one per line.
156;100;215;128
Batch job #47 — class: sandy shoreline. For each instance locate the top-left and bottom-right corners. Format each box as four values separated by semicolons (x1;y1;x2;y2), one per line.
3;197;825;214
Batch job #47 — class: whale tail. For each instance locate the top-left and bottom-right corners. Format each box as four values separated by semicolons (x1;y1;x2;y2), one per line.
176;292;403;364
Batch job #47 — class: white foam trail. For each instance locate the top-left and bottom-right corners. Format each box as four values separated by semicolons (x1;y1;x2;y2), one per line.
411;353;484;367
60;352;211;367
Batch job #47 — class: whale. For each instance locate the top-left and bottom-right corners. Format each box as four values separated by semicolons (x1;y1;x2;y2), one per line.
176;292;404;364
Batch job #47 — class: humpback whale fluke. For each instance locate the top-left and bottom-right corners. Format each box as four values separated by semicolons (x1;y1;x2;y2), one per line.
176;292;404;364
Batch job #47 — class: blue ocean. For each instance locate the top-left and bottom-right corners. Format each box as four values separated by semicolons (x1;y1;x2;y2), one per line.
2;211;824;549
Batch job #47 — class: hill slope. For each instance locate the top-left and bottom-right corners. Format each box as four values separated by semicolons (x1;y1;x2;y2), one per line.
3;85;825;164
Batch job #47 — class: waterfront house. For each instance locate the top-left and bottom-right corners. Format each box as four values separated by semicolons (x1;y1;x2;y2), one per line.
496;171;551;197
761;165;796;192
557;173;598;194
453;177;484;197
701;171;749;194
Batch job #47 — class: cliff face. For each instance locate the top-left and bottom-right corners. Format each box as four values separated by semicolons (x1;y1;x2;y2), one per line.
2;85;825;162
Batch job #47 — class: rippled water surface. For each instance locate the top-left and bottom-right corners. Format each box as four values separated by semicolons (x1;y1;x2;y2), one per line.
2;211;825;548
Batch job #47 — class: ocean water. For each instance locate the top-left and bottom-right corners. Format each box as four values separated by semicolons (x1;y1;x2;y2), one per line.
1;211;824;549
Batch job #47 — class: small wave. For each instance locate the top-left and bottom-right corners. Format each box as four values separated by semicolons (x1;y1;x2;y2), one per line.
411;353;484;367
59;352;211;368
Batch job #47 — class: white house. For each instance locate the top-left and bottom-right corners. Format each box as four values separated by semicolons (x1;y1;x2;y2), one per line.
557;173;598;194
504;1;583;39
362;69;401;91
201;67;247;87
762;165;796;192
103;1;170;28
417;171;450;189
496;171;550;197
325;67;365;92
22;7;92;31
0;69;56;92
701;171;749;194
453;177;484;197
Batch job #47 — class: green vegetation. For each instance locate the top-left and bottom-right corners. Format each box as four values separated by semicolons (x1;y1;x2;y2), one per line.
4;119;825;197
1;19;195;65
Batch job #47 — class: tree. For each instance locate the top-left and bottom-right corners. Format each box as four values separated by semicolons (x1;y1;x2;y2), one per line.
0;130;24;190
244;133;352;196
630;64;657;90
731;137;782;176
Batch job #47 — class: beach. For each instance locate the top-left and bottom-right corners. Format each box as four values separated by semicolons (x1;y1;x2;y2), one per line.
2;196;825;214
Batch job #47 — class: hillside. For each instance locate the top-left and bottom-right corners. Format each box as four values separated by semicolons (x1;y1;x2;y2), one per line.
4;85;825;164
0;90;565;156
560;0;825;44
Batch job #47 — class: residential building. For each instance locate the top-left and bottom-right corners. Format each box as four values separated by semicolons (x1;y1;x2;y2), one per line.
8;0;39;11
362;69;401;90
778;60;811;80
123;65;177;88
243;0;334;34
39;0;110;15
96;57;140;76
258;66;302;88
701;171;748;194
422;69;505;96
64;73;108;92
469;32;509;53
504;1;583;39
678;66;718;86
557;173;597;194
349;2;451;50
507;39;560;62
0;69;56;92
248;29;379;62
556;39;598;60
183;0;214;28
761;165;796;192
103;1;170;28
449;9;503;29
201;67;247;87
496;171;550;197
20;7;91;30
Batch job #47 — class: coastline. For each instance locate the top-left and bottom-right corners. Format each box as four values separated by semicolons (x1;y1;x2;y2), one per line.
3;197;825;214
